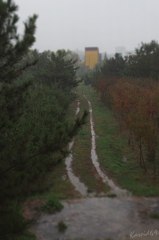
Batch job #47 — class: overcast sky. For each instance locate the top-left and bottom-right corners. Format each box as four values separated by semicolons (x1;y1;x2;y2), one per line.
14;0;159;54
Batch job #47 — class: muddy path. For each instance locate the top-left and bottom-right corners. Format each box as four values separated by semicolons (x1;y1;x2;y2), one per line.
83;93;130;198
28;85;159;240
30;197;159;240
65;99;88;196
65;94;130;197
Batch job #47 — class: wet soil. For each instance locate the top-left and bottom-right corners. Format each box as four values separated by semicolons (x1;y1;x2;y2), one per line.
65;99;88;196
65;140;88;196
25;197;159;240
25;90;159;240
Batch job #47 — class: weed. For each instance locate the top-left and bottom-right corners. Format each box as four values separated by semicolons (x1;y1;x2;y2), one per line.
58;221;68;232
41;193;63;213
107;194;117;198
150;213;159;219
87;188;94;193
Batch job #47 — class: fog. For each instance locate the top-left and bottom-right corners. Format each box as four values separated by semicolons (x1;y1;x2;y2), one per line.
14;0;159;54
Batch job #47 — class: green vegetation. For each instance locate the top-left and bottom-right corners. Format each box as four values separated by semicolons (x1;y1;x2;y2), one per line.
76;62;92;79
72;84;110;195
58;221;68;232
0;202;36;240
87;40;159;86
0;1;88;239
1;1;159;238
150;213;159;219
41;193;63;213
80;84;159;196
107;194;117;198
81;40;159;196
125;40;159;80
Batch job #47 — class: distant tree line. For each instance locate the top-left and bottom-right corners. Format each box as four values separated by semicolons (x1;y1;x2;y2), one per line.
81;40;159;86
83;40;159;181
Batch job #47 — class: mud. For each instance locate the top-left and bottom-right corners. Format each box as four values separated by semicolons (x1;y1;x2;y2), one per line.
83;94;131;197
27;95;159;240
65;99;88;196
30;196;159;240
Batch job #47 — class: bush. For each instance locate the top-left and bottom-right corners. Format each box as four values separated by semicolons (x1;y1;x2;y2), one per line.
41;194;64;213
58;221;68;232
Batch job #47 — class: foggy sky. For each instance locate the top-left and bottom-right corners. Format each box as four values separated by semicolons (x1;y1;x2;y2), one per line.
14;0;159;54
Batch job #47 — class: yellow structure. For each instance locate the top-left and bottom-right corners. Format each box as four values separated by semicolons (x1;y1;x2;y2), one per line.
85;47;99;69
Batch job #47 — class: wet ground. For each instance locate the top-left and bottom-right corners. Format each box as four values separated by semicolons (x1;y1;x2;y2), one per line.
28;94;159;240
83;94;130;198
65;99;88;196
30;196;159;240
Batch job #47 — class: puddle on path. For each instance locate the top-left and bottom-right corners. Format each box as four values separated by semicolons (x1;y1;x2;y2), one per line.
29;94;159;240
75;99;80;115
31;196;159;240
83;94;131;197
65;100;88;196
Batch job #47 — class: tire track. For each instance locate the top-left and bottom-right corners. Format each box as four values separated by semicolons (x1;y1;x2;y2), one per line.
83;93;131;197
65;100;88;196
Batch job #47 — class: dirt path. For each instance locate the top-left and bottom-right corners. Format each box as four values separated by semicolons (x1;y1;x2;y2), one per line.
83;93;131;197
28;86;159;240
65;99;88;196
30;197;159;240
66;93;130;197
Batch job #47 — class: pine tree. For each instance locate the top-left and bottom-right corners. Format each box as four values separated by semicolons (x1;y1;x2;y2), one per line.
0;1;88;239
34;49;82;94
104;52;107;62
0;1;39;238
101;54;125;78
125;40;159;80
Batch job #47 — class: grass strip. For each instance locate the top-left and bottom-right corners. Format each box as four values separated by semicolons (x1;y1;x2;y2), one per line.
72;84;110;195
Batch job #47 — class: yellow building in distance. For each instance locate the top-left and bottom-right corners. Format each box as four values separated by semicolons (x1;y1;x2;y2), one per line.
85;47;99;69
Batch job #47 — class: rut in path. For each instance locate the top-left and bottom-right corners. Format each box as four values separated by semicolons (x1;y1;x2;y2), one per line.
65;93;131;197
30;90;159;240
65;99;88;196
83;93;131;197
